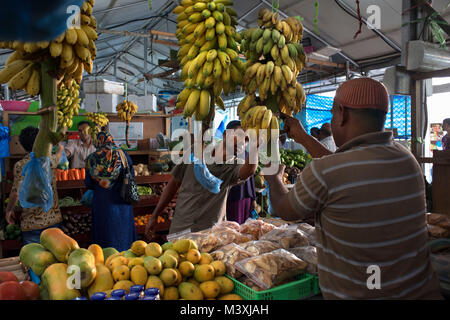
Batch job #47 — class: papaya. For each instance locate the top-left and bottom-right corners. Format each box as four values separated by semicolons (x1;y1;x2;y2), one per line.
88;244;104;265
40;263;81;300
103;247;119;262
87;264;114;299
40;228;79;263
19;243;57;276
68;248;97;288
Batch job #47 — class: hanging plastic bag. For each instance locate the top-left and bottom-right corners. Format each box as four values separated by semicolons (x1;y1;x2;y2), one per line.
190;153;223;194
0;124;10;158
19;152;53;213
80;190;94;208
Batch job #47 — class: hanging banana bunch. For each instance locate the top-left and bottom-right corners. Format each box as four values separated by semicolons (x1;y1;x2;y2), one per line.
173;0;244;121
57;80;81;129
238;8;307;140
86;112;109;140
0;0;97;96
116;100;138;122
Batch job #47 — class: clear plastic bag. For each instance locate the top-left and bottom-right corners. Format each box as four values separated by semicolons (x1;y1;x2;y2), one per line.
191;154;223;194
239;219;276;240
179;232;223;253
210;243;255;278
288;246;318;275
259;227;309;249
212;221;241;232
235;249;308;290
295;223;317;246
237;276;263;292
211;227;252;246
19;153;53;213
240;240;283;256
427;213;450;230
80;190;94;208
427;224;450;238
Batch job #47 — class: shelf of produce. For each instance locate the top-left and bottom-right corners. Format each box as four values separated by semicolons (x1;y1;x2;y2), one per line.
60;205;91;215
1;239;23;251
57;180;86;189
133;195;160;208
135;174;172;184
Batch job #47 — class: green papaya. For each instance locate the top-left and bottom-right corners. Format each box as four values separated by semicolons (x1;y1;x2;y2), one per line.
68;248;97;288
19;243;57;276
40;228;79;263
102;247;119;262
40;263;81;300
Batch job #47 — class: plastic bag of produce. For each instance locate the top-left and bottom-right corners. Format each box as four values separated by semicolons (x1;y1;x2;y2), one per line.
0;124;10;158
19;153;53;212
211;227;251;246
235;249;308;290
427;213;450;230
212;221;241;232
239;219;276;240
81;190;94;208
210;243;255;278
191;154;223;194
259;226;309;249
427;224;450;238
295;223;317;246
172;232;223;253
240;240;283;256
57;149;69;170
288;246;318;275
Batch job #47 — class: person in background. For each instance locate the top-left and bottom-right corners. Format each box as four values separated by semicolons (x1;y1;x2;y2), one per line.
310;127;321;140
279;133;289;149
85;132;137;251
442;118;450;151
266;78;442;299
5;126;64;244
225;121;257;224
65;121;96;169
319;123;337;152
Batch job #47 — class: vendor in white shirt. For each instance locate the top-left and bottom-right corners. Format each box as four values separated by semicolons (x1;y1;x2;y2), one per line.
318;123;337;152
65;121;96;169
279;133;307;152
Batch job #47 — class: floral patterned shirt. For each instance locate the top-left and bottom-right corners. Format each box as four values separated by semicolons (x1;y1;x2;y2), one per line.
11;154;62;232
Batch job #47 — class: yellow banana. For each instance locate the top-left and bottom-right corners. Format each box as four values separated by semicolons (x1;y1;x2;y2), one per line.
9;63;33;90
25;68;40;97
0;60;30;84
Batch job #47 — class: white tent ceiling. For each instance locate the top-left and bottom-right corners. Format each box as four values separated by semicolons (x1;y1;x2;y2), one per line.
2;0;450;100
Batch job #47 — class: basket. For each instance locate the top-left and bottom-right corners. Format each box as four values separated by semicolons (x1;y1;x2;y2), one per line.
0;100;31;112
227;273;320;300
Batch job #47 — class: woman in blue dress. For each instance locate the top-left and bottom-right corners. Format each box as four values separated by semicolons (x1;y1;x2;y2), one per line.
85;132;137;251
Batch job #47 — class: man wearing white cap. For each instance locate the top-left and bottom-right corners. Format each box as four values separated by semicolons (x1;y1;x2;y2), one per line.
265;78;442;299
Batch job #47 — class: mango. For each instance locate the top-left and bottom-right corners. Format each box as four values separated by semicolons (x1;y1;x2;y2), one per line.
163;286;179;300
145;242;162;257
19;243;57;276
112;265;130;282
123;250;137;258
173;239;190;254
113;280;134;293
102;247;119;262
215;276;234;295
199;252;213;265
178;282;204;300
87;244;104;265
161;242;174;251
194;264;215;283
40;263;81;300
174;269;183;286
40;228;79;263
143;256;163;275
187;278;200;287
199;281;221;299
145;276;165;296
131;240;147;256
179;261;195;277
130;265;148;286
218;293;243;300
107;256;128;272
128;257;144;269
210;261;226;276
186;249;201;264
104;252;120;267
87;264;114;298
160;268;178;287
188;240;198;251
159;254;178;269
164;249;180;262
68;248;97;288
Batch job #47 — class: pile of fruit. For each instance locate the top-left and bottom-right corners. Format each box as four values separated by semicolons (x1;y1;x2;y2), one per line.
133;163;150;177
137;185;153;196
134;214;165;228
280;148;311;170
0;271;39;300
61;212;91;236
18;228;242;300
58;196;81;208
57;80;81;129
0;0;97;97
2;224;21;241
116;100;139;122
55;168;86;181
237;9;307;138
174;0;244;120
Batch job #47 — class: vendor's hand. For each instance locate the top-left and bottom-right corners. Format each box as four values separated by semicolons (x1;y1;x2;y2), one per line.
283;115;307;142
5;210;16;225
264;164;286;182
145;217;158;241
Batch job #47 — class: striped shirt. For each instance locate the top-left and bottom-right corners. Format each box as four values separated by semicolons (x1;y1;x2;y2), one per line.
288;131;442;299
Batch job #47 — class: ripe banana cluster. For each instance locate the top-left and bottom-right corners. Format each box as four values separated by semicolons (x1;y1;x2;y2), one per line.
0;0;96;95
173;0;243;121
57;80;81;129
86;112;109;140
238;101;279;139
0;57;40;96
116;100;138;122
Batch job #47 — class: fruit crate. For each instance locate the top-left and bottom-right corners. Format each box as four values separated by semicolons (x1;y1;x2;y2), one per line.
226;273;320;300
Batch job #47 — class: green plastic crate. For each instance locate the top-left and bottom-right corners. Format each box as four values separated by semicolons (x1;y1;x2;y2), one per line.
227;273;320;300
